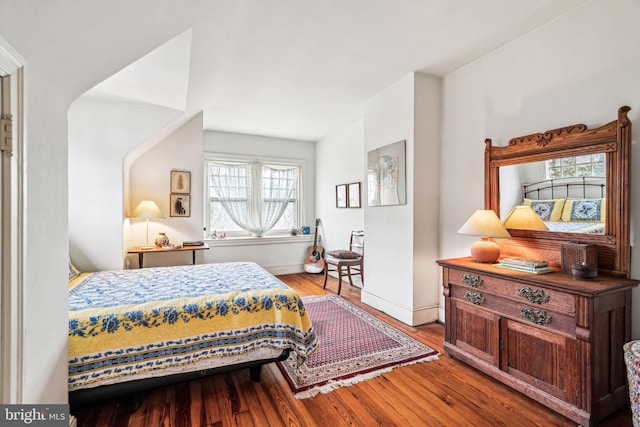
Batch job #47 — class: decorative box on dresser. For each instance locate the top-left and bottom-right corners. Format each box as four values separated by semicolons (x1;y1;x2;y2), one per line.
437;257;638;426
441;106;636;426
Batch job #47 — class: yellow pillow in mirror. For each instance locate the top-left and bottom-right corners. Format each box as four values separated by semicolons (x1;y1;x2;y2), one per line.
523;198;566;222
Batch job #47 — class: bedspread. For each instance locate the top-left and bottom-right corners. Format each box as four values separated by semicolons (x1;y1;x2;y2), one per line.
68;262;317;390
544;221;604;234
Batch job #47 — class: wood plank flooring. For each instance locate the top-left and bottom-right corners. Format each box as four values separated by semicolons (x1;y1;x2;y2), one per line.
71;273;633;426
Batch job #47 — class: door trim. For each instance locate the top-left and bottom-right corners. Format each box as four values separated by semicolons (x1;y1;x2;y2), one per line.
0;34;25;404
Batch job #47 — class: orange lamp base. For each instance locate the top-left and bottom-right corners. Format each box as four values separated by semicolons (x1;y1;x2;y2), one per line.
470;238;501;263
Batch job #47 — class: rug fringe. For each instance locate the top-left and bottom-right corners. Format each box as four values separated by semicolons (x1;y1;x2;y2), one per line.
293;353;440;399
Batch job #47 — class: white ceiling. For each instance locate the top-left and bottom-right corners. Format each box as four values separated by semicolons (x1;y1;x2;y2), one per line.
86;0;590;142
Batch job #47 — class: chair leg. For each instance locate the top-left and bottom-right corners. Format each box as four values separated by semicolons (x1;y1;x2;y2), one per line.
337;266;343;295
323;266;329;289
346;266;354;286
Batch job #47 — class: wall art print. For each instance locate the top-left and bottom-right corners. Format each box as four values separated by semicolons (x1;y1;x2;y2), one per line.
170;170;191;194
367;140;406;206
336;184;347;208
170;194;190;217
347;182;361;208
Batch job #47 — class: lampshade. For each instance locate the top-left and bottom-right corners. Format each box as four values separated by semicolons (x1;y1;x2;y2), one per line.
458;210;510;263
130;200;164;249
457;210;511;238
503;205;549;231
130;200;164;219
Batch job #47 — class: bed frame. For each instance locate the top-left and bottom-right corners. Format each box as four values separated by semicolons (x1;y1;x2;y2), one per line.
69;349;290;407
523;176;605;200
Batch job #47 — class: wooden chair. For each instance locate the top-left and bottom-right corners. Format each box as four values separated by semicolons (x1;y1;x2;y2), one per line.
323;230;364;295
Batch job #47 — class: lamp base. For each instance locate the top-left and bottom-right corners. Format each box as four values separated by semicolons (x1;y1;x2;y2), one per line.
470;238;501;263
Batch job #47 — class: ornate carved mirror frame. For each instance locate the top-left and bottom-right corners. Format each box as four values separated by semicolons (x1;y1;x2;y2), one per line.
485;106;631;277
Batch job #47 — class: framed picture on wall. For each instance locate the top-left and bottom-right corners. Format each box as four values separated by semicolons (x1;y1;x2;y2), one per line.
336;184;347;208
170;170;191;194
347;182;361;208
170;194;190;217
367;140;406;206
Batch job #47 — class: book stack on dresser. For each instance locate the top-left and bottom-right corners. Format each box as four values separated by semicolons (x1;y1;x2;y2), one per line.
496;256;554;274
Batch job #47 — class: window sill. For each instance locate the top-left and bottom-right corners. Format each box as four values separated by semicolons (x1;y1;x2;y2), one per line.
205;234;317;247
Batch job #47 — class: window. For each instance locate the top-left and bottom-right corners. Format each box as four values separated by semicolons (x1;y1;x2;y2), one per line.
206;157;301;237
546;153;605;179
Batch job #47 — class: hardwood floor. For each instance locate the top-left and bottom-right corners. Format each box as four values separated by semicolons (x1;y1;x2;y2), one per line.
72;273;633;427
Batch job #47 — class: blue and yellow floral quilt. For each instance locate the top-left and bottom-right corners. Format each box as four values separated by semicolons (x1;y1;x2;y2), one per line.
68;262;317;390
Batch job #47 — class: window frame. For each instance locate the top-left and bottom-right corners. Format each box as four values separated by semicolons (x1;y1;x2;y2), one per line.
545;153;606;179
204;153;304;238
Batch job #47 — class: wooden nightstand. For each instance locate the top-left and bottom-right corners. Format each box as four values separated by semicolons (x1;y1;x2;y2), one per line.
127;244;209;268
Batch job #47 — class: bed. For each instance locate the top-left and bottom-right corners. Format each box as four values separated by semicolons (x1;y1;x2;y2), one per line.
68;261;317;403
522;177;606;234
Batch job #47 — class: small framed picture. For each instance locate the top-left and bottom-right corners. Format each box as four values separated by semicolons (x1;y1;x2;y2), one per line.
170;194;190;217
336;184;347;208
170;170;191;194
347;182;361;208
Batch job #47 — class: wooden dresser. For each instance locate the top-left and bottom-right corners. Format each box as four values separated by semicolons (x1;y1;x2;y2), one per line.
437;257;638;426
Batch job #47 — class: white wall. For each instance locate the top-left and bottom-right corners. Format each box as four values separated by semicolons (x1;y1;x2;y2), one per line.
315;120;365;266
362;72;441;326
203;130;316;226
439;0;640;331
69;97;183;271
125;112;205;268
413;74;442;316
199;130;317;273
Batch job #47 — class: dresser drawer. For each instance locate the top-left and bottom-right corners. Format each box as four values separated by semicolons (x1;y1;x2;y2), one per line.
450;284;576;336
447;268;575;315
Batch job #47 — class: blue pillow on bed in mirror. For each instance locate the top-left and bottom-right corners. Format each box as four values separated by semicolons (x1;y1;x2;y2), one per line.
569;199;602;222
529;201;556;221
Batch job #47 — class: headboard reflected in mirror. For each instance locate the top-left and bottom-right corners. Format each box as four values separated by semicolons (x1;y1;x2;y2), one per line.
485;106;631;277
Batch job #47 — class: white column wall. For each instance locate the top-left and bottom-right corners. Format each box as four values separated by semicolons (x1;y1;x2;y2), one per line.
362;72;441;326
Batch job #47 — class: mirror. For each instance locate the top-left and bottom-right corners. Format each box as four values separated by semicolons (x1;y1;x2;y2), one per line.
485;106;631;277
499;155;606;234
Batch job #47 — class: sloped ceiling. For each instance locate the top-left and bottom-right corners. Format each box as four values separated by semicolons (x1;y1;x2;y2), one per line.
84;0;590;141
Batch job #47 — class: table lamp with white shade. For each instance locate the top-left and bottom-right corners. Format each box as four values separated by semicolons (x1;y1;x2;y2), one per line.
130;200;165;250
458;209;511;263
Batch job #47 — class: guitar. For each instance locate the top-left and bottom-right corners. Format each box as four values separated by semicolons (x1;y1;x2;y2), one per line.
303;219;325;273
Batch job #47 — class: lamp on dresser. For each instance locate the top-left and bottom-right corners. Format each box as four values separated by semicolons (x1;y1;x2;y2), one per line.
457;209;510;263
503;205;549;231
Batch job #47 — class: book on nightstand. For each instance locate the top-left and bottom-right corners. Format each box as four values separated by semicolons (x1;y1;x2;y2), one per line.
494;264;555;274
500;256;549;268
183;241;205;247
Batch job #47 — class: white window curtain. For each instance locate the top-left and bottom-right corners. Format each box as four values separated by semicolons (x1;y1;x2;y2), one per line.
210;162;297;236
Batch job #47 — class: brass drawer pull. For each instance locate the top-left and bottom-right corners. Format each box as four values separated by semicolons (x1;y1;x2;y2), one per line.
464;291;486;305
521;307;552;325
462;273;483;288
519;287;550;304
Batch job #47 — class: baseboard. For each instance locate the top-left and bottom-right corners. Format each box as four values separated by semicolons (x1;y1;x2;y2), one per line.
267;264;306;276
361;289;438;326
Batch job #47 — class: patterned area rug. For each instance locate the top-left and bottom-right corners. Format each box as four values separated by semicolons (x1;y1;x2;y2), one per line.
277;294;439;398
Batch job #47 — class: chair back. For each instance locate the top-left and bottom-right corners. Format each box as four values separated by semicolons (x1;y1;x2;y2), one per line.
350;230;364;256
